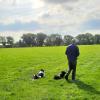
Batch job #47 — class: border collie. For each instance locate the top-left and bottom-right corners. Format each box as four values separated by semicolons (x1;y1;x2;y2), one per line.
32;69;45;80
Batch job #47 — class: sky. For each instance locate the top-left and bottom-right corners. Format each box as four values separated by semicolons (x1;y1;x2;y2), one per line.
0;0;100;41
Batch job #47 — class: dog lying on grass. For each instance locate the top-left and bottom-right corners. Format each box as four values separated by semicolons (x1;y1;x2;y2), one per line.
54;71;66;80
32;69;45;80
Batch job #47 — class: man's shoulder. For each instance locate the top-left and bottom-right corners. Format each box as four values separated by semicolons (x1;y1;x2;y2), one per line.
67;44;72;47
67;44;79;49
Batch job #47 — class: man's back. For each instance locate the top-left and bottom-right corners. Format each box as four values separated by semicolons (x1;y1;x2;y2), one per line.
65;44;79;62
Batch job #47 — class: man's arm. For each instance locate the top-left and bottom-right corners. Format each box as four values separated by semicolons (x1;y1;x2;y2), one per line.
76;46;80;57
65;47;67;55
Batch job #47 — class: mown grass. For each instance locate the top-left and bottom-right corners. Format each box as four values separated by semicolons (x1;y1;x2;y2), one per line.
0;45;100;100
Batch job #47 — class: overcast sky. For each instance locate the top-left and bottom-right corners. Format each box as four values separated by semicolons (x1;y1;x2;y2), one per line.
0;0;100;41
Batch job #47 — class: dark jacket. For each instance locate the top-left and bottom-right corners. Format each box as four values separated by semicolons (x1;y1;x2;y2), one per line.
65;44;80;62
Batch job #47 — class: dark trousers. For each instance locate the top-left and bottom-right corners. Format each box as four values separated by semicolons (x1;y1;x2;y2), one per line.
66;60;77;80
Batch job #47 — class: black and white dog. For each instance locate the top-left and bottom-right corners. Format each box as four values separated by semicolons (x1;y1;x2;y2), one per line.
54;71;66;80
32;69;45;80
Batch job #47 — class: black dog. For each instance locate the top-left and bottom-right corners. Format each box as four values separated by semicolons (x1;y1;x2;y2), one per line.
54;71;66;80
32;69;45;80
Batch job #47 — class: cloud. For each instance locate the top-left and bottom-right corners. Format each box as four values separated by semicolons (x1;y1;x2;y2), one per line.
0;0;100;40
44;0;78;4
80;19;100;30
40;0;100;33
0;21;41;31
0;0;44;24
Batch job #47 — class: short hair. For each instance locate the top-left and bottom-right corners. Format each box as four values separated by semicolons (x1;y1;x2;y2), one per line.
71;38;79;44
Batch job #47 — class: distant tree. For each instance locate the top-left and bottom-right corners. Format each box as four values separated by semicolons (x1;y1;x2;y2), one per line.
76;33;94;45
16;39;27;47
36;33;47;46
85;33;94;44
44;36;52;46
76;34;86;44
5;32;100;47
64;35;73;45
0;36;2;44
21;33;36;47
54;34;63;46
0;36;7;47
94;34;100;44
48;34;63;46
6;36;14;47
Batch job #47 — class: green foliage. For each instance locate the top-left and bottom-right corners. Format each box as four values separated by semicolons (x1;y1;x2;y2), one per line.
21;33;36;47
76;33;94;45
94;34;100;44
0;46;100;100
0;36;7;47
64;35;73;45
6;36;14;47
36;33;47;46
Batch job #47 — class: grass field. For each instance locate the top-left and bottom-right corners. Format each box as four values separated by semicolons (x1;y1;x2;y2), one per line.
0;45;100;100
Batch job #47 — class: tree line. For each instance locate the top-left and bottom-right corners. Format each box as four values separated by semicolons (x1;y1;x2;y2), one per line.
0;33;100;47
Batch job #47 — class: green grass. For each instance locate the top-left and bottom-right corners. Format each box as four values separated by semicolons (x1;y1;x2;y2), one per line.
0;45;100;100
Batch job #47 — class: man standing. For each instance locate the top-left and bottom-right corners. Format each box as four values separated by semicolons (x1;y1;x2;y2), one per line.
65;38;80;81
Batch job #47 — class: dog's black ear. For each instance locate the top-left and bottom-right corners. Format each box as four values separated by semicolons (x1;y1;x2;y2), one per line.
41;69;44;72
60;71;66;78
54;75;61;80
63;71;66;75
61;71;66;74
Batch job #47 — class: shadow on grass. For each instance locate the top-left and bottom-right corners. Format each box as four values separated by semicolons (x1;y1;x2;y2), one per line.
73;80;100;95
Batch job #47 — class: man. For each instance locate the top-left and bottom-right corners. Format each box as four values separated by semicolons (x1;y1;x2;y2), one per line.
65;38;80;81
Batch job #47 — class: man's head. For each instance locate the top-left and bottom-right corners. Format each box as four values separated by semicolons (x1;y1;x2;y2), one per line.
71;38;79;44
